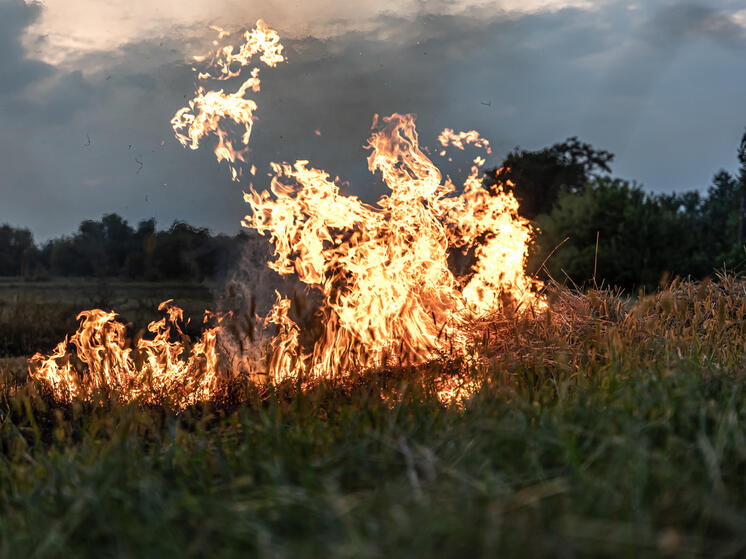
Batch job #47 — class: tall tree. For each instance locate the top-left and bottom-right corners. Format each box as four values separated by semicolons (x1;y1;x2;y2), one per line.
484;137;614;220
0;225;36;276
101;213;136;275
530;178;700;291
700;170;738;265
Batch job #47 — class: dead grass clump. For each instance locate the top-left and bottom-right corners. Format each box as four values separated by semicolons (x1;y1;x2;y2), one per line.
471;273;746;391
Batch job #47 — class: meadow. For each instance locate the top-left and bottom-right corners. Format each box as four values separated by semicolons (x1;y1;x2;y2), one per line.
2;276;746;557
0;278;214;357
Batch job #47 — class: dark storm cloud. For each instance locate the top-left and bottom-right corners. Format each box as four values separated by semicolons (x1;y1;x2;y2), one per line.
0;0;98;123
0;1;49;97
647;3;746;49
601;2;746;97
579;2;746;189
2;1;746;240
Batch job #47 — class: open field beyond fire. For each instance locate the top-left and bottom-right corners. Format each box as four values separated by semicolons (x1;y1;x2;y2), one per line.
3;276;746;557
0;278;214;358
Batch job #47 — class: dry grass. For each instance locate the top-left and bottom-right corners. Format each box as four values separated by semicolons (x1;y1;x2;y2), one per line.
6;274;746;407
470;273;746;385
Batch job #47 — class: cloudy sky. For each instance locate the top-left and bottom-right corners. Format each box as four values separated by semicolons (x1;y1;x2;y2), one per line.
2;0;746;240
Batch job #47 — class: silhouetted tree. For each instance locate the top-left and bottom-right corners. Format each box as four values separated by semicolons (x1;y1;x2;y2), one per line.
0;225;37;276
484;137;614;220
699;170;739;267
101;213;136;275
737;129;746;246
150;222;213;280
124;219;156;278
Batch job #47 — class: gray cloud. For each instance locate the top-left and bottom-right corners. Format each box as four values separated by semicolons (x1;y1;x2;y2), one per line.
1;1;746;242
646;3;746;50
0;1;49;97
0;1;100;123
577;2;746;188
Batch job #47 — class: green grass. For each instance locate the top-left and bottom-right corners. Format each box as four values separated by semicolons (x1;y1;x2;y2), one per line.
3;277;746;557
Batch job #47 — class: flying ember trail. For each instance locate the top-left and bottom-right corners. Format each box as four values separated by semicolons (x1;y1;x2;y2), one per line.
171;19;285;181
29;20;544;408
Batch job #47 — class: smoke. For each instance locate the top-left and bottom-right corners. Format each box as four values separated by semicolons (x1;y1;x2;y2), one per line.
220;234;302;316
646;3;746;50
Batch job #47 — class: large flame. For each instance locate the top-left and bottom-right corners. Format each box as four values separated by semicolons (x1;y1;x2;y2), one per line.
28;20;543;407
244;112;541;382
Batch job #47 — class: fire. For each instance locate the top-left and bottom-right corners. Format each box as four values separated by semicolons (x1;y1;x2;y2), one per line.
243;113;542;382
28;19;544;407
438;128;492;155
29;301;220;407
171;19;285;181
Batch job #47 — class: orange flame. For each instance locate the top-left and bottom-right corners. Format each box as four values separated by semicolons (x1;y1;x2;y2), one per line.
438;128;492;154
29;301;220;407
29;21;544;407
171;19;285;181
243;113;542;381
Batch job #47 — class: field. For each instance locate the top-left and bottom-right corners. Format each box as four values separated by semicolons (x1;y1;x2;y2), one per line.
2;276;746;557
0;278;214;357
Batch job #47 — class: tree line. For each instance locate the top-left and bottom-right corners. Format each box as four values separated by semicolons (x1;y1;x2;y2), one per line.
2;128;746;289
0;216;246;281
485;129;746;291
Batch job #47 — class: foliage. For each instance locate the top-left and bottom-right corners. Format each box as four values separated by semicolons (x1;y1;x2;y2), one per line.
529;177;709;290
0;215;249;282
484;137;614;220
501;128;746;291
0;224;36;276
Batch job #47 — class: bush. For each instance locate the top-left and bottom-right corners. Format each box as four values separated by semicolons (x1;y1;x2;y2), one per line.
530;178;712;291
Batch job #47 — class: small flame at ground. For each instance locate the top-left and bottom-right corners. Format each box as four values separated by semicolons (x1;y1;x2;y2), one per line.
29;301;220;408
29;20;544;408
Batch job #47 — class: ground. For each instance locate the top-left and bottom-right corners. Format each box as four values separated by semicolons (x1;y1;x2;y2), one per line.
2;276;746;557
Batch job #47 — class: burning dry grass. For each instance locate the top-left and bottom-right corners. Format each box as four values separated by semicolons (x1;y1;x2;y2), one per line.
377;272;746;407
24;19;548;408
26;116;546;405
7;20;741;417
4;277;746;556
504;276;746;389
7;274;746;412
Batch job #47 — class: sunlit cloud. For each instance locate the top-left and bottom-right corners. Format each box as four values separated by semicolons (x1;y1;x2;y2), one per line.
734;9;746;27
24;0;597;67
